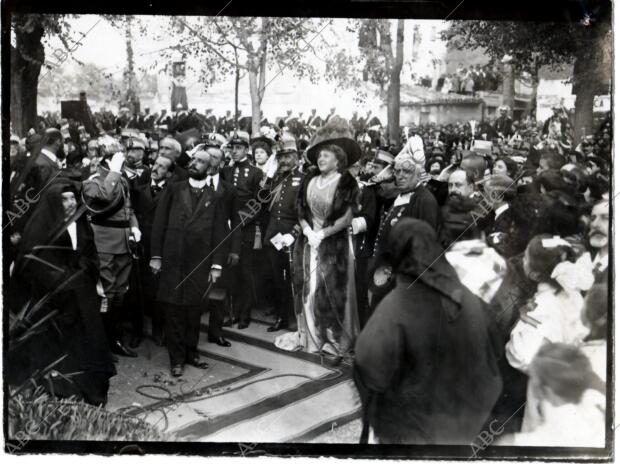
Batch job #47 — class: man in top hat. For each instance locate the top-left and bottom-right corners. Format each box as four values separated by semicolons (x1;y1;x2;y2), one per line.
221;130;264;329
261;132;305;332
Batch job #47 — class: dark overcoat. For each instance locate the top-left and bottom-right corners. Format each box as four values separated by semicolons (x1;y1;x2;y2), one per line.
151;178;239;305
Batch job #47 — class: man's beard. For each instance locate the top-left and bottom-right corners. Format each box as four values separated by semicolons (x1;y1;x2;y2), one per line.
188;169;208;180
446;192;477;212
589;229;608;246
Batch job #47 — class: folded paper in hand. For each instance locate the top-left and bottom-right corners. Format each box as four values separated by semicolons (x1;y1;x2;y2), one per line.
270;233;295;250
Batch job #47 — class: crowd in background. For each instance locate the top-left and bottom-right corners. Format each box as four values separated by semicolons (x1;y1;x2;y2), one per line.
7;98;611;447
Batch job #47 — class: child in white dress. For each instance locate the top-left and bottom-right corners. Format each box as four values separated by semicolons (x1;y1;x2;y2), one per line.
506;235;593;372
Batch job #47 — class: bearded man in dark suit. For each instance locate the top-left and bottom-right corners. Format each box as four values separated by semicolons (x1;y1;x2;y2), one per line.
150;150;239;377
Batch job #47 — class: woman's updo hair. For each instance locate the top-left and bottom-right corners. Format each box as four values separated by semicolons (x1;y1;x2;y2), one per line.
320;144;348;173
252;141;272;157
526;234;577;284
495;156;519;179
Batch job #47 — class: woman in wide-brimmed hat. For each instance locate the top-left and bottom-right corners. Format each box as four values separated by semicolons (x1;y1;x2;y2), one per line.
275;116;361;364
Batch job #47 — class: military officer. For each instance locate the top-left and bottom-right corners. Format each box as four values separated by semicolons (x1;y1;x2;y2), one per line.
82;138;141;357
261;133;305;332
221;131;264;329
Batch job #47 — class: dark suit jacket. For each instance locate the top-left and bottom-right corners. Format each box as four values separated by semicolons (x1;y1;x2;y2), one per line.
150;178;239;305
354;184;378;258
131;180;168;256
30;153;61;194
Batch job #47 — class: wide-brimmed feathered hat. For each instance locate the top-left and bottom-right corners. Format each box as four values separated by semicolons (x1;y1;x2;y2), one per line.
305;116;361;167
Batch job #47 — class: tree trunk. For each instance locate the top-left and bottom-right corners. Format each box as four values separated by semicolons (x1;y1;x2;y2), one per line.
527;73;539;119
387;19;404;147
234;52;240;130
10;18;45;137
248;67;261;135
573;24;610;137
501;59;515;113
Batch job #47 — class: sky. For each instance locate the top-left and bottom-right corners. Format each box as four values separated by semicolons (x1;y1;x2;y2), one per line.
40;15;577;121
41;15;449;118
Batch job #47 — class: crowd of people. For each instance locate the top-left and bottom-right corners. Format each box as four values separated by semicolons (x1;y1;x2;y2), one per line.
7;99;611;447
434;62;501;95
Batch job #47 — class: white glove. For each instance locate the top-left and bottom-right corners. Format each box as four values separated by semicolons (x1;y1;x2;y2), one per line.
351;217;367;235
308;230;325;249
109;151;125;173
281;233;295;247
303;226;318;248
130;226;142;242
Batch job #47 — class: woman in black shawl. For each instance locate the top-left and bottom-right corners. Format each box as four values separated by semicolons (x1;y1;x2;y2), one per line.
10;179;116;406
354;218;503;444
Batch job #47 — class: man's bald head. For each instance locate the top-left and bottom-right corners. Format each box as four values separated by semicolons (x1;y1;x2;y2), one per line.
158;137;182;160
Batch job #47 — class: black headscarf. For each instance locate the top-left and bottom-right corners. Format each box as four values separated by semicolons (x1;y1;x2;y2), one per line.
381;218;464;317
15;178;84;270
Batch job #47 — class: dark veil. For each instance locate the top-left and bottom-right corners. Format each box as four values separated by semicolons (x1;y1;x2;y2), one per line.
380;218;464;318
14;178;84;272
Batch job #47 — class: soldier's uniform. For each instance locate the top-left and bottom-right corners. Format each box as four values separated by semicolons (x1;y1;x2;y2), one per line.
221;131;264;328
262;141;304;330
82;162;140;356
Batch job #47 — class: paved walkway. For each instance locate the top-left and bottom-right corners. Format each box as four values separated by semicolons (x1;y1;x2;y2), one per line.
107;309;361;442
